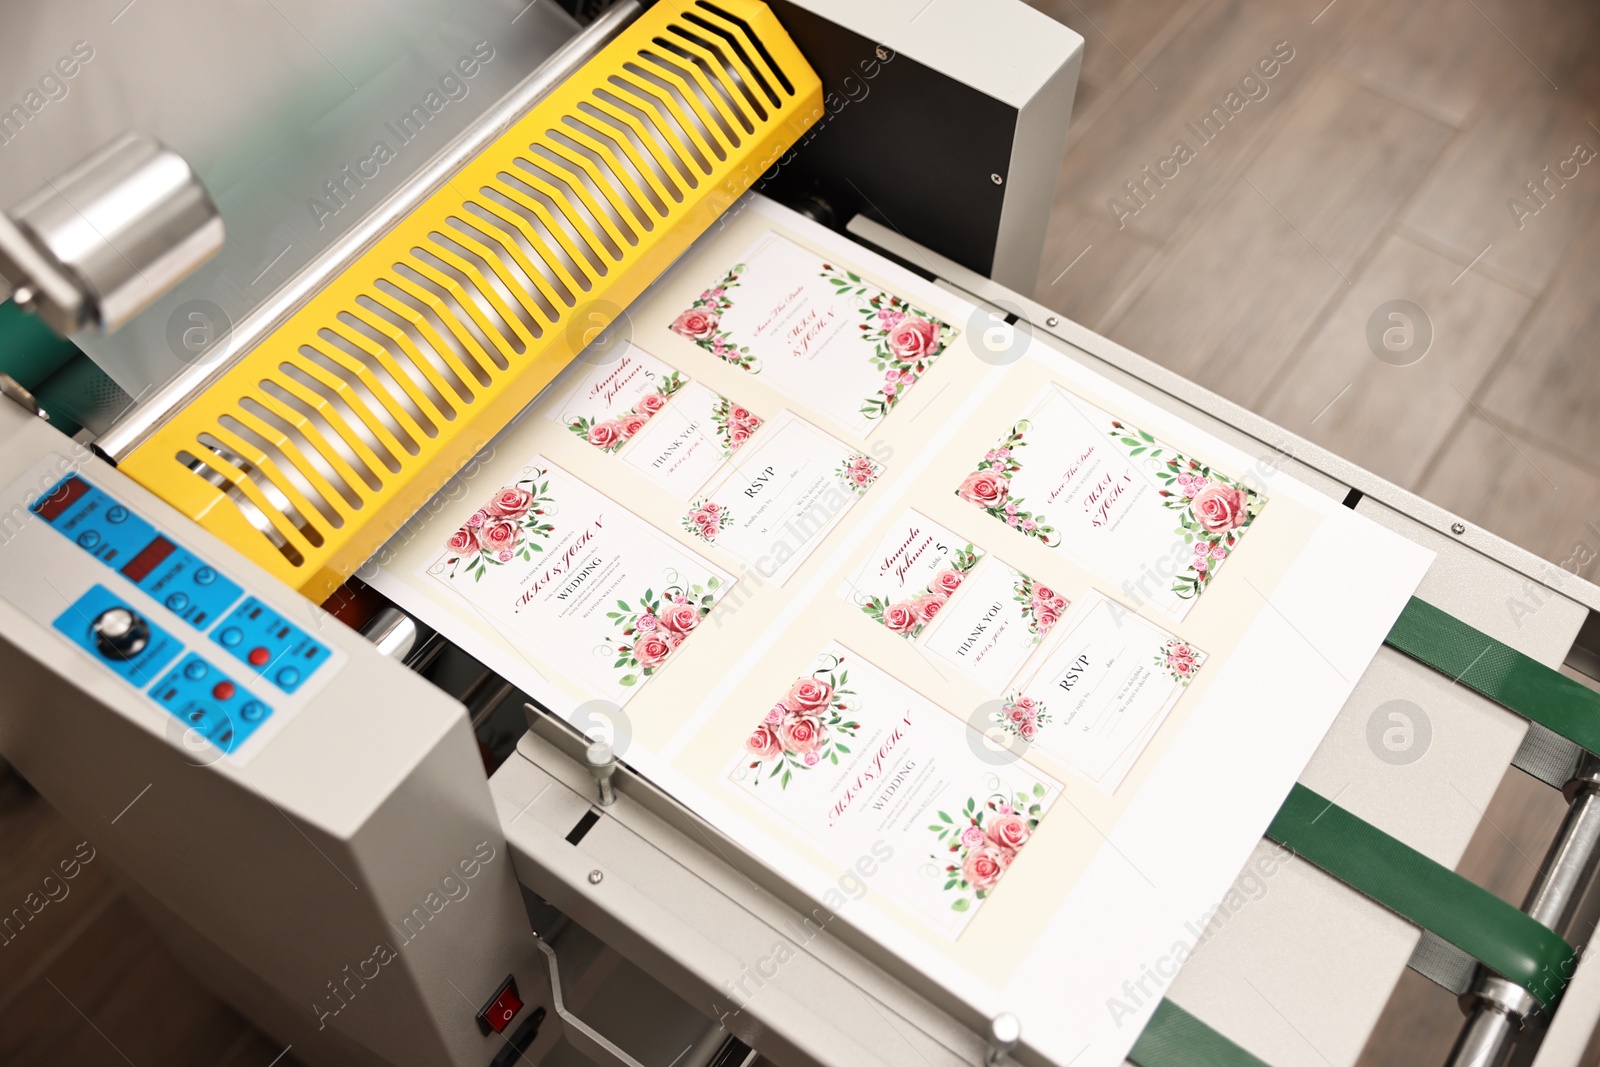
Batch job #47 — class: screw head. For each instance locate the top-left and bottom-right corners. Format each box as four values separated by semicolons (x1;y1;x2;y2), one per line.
1450;522;1466;536
1045;316;1059;327
990;173;1004;186
587;869;603;885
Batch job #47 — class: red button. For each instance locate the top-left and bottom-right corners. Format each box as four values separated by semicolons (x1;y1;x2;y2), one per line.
212;681;236;701
477;977;522;1035
248;646;270;667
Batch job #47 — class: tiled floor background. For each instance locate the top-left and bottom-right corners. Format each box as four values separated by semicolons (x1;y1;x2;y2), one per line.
3;0;1600;1063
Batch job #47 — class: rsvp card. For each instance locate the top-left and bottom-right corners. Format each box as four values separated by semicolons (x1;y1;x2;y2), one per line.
684;412;882;586
726;642;1060;935
666;231;958;437
1007;592;1206;793
425;458;734;705
955;385;1266;618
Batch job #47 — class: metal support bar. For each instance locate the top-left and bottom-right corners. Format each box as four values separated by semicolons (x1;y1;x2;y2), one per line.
1448;757;1600;1067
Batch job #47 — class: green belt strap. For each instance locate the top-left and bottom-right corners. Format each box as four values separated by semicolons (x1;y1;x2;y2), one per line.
1129;1000;1269;1067
0;299;79;389
1386;596;1600;755
1267;782;1573;1006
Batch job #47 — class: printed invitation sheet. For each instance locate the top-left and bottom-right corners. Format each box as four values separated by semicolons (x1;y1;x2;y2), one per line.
367;194;1436;1067
727;643;1060;936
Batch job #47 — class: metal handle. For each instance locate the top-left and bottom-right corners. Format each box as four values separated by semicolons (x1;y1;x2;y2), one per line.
534;937;651;1067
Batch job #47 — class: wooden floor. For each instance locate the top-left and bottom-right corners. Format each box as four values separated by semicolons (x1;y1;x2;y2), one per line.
3;0;1600;1064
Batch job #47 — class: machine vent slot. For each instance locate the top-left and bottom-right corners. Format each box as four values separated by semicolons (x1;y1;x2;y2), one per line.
127;0;820;597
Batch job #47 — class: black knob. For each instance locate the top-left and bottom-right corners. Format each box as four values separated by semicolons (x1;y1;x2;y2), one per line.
92;607;149;661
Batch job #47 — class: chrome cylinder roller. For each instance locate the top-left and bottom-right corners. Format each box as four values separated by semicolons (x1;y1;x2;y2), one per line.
0;132;222;335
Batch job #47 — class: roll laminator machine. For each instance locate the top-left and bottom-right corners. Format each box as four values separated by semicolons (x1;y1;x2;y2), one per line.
2;3;1599;1067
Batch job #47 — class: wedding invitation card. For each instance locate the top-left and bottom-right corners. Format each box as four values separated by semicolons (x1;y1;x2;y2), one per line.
667;231;958;437
956;385;1265;619
425;457;733;705
726;642;1061;936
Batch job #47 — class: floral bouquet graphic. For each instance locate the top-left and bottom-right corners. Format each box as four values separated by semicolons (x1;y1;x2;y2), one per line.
1108;420;1265;600
1014;574;1067;640
835;452;882;495
819;263;956;423
669;264;759;372
990;693;1051;742
956;419;1061;546
567;371;684;452
742;655;860;788
928;783;1047;912
1155;637;1206;686
681;499;732;543
858;544;979;639
604;576;721;687
440;473;557;580
710;397;762;455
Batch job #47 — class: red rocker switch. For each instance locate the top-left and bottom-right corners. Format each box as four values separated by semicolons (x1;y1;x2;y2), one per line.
477;975;523;1035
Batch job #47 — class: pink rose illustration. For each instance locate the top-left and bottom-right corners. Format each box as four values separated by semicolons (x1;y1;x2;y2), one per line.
729;427;751;447
671;308;719;341
1191;483;1249;533
803;751;821;766
1035;605;1060;632
633;632;674;668
1014;695;1036;712
466;508;489;528
912;591;947;623
635;613;659;632
479;518;522;556
779;713;825;756
986;813;1031;850
787;677;833;712
731;406;751;421
883;601;920;633
618;412;648;437
588;421;624;449
1211;541;1229;560
490;487;533;516
931;569;963;596
886;316;940;359
960;825;986;849
849;467;874;486
446;526;479;554
961;844;1012;892
1019;722;1037;740
636;391;667;416
660;603;701;635
498;550;514;562
958;470;1009;509
877;308;906;330
1035;584;1055;601
746;723;782;759
764;703;786;725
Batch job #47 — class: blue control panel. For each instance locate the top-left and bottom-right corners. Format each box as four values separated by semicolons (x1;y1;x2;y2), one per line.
52;585;183;688
148;653;273;754
33;476;244;630
211;597;331;695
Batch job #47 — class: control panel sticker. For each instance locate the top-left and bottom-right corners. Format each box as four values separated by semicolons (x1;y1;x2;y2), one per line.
32;475;243;629
211;597;331;694
52;585;183;688
148;653;273;754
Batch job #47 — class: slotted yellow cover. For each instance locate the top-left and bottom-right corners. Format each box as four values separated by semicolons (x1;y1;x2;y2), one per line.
121;0;821;602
